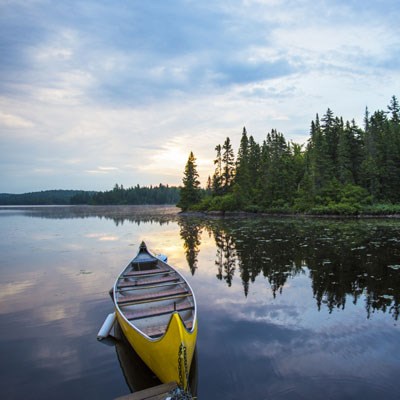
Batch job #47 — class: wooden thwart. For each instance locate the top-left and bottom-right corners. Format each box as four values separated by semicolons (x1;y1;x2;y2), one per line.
117;287;189;305
118;274;179;289
123;299;194;320
123;267;169;278
114;381;178;400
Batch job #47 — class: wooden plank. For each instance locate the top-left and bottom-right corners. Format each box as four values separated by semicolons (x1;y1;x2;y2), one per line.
122;299;193;320
118;293;192;306
118;275;179;289
117;287;189;305
144;319;194;338
122;267;169;278
114;381;177;400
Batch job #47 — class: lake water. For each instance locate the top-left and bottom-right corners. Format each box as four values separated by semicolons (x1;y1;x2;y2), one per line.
1;205;400;399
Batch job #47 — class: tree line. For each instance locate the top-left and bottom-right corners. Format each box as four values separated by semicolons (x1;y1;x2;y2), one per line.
179;96;400;214
0;190;88;205
0;185;180;205
72;184;180;205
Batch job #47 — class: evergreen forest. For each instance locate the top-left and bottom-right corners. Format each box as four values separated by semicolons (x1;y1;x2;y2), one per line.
0;184;179;205
0;190;88;205
81;184;180;205
179;96;400;215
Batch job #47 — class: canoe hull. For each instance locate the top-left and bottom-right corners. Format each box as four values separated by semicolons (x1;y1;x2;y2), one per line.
116;309;197;388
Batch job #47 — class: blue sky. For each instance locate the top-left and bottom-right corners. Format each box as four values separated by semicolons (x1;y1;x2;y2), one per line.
1;0;399;193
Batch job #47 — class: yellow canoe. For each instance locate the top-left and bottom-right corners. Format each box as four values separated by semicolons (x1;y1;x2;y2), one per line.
113;241;197;390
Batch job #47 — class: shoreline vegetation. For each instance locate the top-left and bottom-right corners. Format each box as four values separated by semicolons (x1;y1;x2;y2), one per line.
180;209;400;219
178;96;400;217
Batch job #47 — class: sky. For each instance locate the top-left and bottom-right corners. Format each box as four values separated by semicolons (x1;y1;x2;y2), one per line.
1;0;399;193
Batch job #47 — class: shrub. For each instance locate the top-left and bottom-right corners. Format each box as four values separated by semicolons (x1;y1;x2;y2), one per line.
243;204;262;213
360;203;400;215
220;194;240;211
309;203;359;215
190;196;213;211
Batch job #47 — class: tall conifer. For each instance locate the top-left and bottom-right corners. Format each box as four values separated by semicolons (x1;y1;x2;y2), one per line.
222;137;235;192
178;152;201;211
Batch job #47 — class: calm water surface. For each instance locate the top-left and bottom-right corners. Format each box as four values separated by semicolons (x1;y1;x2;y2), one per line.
1;206;400;399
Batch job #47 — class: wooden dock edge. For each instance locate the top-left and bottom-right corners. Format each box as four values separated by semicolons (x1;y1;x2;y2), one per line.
114;382;178;400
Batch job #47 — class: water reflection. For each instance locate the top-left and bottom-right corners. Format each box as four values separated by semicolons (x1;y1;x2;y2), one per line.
3;206;399;320
2;206;400;399
178;218;400;320
213;229;237;289
0;205;179;226
179;218;202;275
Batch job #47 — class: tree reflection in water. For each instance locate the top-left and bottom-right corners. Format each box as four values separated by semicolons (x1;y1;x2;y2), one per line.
179;217;400;320
179;218;202;275
213;229;236;288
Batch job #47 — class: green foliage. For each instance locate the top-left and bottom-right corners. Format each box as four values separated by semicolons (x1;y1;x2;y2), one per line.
360;203;400;215
234;128;250;194
222;137;235;193
191;193;240;212
340;184;372;206
212;144;224;196
309;203;359;215
190;196;213;211
182;95;400;216
1;186;180;206
209;193;240;211
84;184;179;205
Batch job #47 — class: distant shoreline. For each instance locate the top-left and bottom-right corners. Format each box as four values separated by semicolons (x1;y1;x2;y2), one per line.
0;185;180;206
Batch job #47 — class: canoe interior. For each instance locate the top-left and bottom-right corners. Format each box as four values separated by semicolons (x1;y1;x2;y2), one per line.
115;243;196;339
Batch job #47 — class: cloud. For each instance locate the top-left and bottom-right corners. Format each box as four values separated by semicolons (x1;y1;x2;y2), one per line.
0;0;399;192
0;111;34;128
85;166;119;175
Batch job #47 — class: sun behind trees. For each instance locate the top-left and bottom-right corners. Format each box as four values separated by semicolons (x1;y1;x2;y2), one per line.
178;96;400;215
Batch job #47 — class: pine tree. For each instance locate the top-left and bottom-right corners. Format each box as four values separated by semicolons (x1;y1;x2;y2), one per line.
258;129;295;207
308;114;332;191
388;95;400;124
212;144;223;195
222;137;235;193
234;127;251;206
321;109;340;180
235;128;250;190
248;135;260;187
206;175;212;194
360;110;386;199
178;152;201;211
338;121;355;184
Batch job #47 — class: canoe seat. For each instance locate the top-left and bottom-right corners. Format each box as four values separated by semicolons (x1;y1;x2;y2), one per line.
144;319;194;338
117;275;180;289
117;287;190;305
123;299;194;320
122;267;169;278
